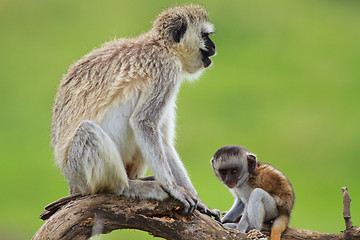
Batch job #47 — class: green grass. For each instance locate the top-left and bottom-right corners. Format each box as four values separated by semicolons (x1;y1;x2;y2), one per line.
1;0;360;239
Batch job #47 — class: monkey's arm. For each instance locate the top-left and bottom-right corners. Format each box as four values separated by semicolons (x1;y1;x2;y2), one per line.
221;198;244;224
161;106;197;195
130;73;198;215
160;94;220;220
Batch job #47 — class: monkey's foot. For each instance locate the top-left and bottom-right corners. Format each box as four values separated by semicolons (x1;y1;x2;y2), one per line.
223;223;238;229
138;176;155;181
124;180;169;200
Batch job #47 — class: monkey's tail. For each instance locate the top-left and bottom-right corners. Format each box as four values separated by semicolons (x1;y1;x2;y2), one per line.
270;214;289;240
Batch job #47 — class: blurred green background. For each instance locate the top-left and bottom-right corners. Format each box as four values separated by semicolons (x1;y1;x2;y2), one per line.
1;0;359;239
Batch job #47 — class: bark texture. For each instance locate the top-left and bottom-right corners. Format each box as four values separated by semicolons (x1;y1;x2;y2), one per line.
32;188;359;240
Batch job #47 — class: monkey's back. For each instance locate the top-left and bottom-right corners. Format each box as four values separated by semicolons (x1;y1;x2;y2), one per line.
51;36;180;167
248;163;294;214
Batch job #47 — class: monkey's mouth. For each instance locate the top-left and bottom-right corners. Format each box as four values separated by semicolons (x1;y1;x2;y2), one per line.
225;182;237;189
201;48;215;68
226;184;236;189
202;57;212;68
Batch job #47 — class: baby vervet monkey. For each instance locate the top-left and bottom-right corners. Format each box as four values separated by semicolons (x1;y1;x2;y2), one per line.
211;146;294;240
51;4;219;219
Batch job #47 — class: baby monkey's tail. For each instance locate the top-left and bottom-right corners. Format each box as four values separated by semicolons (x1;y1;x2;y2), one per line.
270;214;289;240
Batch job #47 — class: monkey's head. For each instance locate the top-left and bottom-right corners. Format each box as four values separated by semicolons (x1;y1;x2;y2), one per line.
211;146;257;189
152;4;216;77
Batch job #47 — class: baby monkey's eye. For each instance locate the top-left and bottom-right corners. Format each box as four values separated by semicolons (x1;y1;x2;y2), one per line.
231;169;238;175
219;169;227;176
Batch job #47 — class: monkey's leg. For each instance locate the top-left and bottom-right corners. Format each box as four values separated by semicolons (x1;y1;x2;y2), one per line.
66;120;168;199
65;120;128;195
246;188;278;231
236;207;249;232
222;198;244;224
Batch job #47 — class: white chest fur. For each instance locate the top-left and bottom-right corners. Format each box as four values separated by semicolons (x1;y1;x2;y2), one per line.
230;183;253;206
100;94;140;164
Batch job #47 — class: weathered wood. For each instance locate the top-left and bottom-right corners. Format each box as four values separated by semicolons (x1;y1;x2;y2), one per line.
33;190;360;240
33;194;245;240
342;187;353;230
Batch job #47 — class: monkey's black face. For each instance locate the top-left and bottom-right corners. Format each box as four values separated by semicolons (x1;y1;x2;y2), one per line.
218;167;241;189
201;33;216;68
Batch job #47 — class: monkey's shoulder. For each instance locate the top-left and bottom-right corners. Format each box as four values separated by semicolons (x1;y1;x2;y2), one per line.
74;38;174;68
248;163;294;199
59;37;181;96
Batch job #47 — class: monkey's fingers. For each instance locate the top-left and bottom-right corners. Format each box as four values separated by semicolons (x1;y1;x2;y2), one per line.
164;185;198;215
213;209;221;221
207;208;221;221
183;194;198;215
197;202;221;221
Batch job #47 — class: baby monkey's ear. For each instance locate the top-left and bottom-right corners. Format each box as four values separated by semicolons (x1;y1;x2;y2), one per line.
247;153;257;175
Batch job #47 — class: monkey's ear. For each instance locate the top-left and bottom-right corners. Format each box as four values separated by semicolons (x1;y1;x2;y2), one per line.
247;153;257;174
171;17;187;43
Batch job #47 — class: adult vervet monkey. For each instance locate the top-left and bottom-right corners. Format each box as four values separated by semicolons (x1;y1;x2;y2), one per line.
51;4;218;218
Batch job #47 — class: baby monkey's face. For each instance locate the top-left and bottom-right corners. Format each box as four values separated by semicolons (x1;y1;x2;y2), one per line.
218;166;242;189
211;145;257;189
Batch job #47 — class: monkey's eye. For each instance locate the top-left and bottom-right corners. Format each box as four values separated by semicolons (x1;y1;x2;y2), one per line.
219;169;227;176
231;169;238;175
202;32;209;37
202;31;215;36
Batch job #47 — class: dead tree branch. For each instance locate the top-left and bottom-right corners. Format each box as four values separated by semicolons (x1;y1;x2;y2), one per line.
342;187;353;230
32;188;360;240
32;194;245;240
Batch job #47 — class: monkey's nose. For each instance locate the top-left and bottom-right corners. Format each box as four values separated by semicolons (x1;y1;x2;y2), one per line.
226;182;236;189
205;41;215;56
201;44;216;58
206;39;216;56
208;46;216;57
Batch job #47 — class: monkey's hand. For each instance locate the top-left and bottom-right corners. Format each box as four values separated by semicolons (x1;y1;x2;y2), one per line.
164;185;220;220
221;213;242;224
163;184;199;215
197;201;221;221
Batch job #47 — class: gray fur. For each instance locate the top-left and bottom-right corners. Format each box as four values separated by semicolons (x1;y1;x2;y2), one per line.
221;198;244;224
237;188;278;232
212;145;293;237
51;5;218;218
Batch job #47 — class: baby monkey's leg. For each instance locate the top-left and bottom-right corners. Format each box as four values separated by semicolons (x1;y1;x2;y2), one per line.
246;188;278;231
